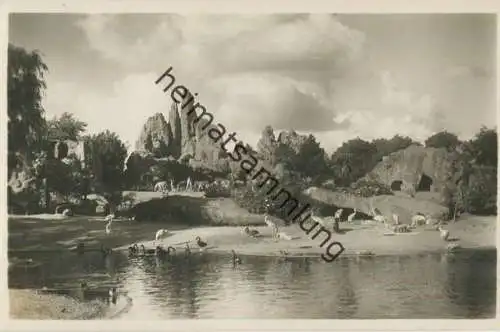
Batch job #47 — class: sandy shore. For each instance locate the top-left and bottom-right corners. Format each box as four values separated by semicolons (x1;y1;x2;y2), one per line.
125;214;497;258
9;289;107;319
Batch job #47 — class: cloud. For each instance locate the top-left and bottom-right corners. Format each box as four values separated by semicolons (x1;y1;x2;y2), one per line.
444;65;491;79
44;72;172;150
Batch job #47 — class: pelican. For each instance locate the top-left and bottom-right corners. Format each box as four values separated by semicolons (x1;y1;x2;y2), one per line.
231;250;242;264
347;208;357;223
438;226;450;241
277;232;293;240
155;229;169;243
196;236;208;250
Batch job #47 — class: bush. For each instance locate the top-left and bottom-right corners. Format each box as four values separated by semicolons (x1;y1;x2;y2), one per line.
466;166;497;215
204;182;231;198
332;179;393;198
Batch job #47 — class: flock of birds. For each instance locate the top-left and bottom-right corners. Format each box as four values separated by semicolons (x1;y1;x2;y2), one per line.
99;204;458;266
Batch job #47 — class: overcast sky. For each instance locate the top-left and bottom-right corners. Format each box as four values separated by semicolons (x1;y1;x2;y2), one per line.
9;13;497;153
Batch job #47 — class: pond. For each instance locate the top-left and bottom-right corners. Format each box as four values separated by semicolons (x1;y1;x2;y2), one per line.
8;248;496;319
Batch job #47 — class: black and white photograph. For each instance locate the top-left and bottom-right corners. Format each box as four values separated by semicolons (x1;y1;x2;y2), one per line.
4;1;498;324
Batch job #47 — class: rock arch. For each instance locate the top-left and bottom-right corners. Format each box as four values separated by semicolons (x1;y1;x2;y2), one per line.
390;180;403;191
417;173;433;192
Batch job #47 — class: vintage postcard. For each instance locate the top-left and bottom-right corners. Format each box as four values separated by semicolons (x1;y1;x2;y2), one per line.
1;0;499;331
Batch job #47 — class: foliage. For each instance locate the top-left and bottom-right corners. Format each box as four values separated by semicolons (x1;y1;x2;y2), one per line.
46;112;87;141
329;138;378;186
8;43;48;158
424;130;461;151
469;126;497;167
204;182;231;198
372;135;419;162
86;130;128;192
465;166;497;215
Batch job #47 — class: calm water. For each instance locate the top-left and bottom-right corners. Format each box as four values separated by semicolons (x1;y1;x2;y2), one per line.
8;248;497;319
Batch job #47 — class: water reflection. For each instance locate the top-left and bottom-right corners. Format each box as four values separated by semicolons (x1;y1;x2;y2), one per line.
8;249;496;319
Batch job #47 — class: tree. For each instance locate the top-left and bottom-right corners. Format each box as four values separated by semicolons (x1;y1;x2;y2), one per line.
291;134;328;184
424;131;461;151
330;138;378;186
8;43;48;157
469;126;497;167
47;112;87;141
372;135;418;162
87;130;128;193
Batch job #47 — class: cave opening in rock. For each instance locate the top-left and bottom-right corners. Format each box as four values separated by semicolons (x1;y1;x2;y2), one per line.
417;173;433;191
390;180;403;191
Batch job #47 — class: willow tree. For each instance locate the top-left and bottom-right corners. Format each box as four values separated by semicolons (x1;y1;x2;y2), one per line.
8;43;48;158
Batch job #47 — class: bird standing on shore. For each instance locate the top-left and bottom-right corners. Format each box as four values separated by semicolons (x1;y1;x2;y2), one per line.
264;214;279;240
438;226;450;241
347;208;357;223
104;214;114;235
243;226;260;238
231;250;242;265
196;236;208;251
184;243;191;257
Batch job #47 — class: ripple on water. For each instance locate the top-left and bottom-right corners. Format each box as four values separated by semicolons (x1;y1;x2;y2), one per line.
8;249;497;319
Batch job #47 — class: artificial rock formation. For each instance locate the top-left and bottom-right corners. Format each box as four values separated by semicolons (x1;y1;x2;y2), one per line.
134;94;229;173
363;145;457;204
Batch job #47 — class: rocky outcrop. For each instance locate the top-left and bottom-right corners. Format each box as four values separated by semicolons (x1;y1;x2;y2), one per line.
363;145;457;205
169;103;182;158
135;113;172;157
134;92;230;172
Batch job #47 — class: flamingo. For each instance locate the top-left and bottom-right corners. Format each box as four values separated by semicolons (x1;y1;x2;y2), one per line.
438;226;450;241
104;214;114;235
231;250;242;264
184;243;191;257
347;208;357;223
264;214;279;240
334;208;343;221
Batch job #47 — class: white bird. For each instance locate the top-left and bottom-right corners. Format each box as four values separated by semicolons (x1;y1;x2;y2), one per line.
277;232;293;240
373;215;387;223
347;208;357;223
392;213;400;225
104;214;114;235
438;226;450;241
334;209;343;221
264;214;279;240
155;229;169;243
